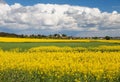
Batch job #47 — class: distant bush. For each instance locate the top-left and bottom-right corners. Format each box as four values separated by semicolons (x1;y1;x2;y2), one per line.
105;36;111;40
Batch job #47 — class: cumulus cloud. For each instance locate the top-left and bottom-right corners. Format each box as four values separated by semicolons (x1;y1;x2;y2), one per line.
0;2;120;36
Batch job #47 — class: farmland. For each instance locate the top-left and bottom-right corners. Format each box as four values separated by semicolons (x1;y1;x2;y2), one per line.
0;37;120;82
0;37;120;51
0;42;120;51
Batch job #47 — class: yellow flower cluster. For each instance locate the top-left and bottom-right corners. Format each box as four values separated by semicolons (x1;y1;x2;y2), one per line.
96;39;120;43
0;37;90;42
0;37;120;43
0;46;120;81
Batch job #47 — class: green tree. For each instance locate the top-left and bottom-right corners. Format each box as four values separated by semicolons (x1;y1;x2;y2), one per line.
105;36;111;40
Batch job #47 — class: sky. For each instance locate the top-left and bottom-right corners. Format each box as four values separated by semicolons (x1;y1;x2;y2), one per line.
5;0;120;13
0;0;120;37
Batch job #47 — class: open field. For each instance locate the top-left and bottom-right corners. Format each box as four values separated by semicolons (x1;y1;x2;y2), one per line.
0;42;120;51
0;37;120;82
0;37;120;51
0;46;120;82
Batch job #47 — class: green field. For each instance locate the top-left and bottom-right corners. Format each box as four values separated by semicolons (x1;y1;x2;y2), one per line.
0;42;119;51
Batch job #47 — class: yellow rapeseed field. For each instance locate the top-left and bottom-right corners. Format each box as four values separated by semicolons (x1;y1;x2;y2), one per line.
0;37;120;43
0;37;90;42
0;46;120;82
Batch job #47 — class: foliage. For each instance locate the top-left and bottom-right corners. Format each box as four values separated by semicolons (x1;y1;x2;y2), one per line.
0;32;68;39
105;36;111;40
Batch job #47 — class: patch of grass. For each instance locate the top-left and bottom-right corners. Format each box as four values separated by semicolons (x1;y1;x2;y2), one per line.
0;42;119;51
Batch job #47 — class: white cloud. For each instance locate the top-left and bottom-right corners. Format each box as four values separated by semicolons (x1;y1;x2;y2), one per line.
0;2;120;36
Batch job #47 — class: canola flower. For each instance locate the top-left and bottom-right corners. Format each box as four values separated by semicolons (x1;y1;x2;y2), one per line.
0;37;120;43
0;37;90;42
0;46;120;82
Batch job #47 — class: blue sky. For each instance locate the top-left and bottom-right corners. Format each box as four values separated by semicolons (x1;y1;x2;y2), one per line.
5;0;120;13
0;0;120;37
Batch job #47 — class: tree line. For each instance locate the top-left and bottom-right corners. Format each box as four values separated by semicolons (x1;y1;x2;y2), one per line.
0;32;119;40
0;32;69;39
